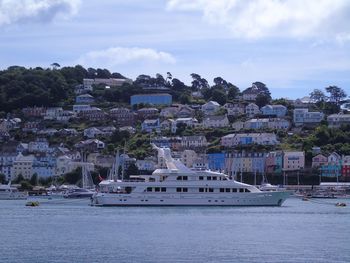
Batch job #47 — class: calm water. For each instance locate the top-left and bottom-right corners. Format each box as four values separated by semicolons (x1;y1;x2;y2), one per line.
0;198;349;263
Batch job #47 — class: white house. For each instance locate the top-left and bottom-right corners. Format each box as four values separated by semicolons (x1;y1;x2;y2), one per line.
84;127;104;138
327;114;350;128
171;118;198;133
245;103;260;117
201;101;221;115
294;109;324;126
224;103;245;116
232;121;245;131
202;115;229;128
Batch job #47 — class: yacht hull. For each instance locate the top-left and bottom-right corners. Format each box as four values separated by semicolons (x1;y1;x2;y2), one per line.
92;191;290;207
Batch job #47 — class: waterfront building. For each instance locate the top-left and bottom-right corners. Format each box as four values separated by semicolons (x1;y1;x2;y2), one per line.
207;153;225;171
131;93;172;106
265;151;283;174
12;153;35;180
282;152;305;171
181;150;199;168
181;135;208;150
342;156;350;177
312;154;328;168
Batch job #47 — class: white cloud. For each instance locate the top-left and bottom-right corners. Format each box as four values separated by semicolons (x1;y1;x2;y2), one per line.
76;47;176;67
167;0;350;40
0;0;80;26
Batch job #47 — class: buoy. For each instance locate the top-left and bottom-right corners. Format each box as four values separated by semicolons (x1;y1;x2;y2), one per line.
335;202;346;207
26;201;40;207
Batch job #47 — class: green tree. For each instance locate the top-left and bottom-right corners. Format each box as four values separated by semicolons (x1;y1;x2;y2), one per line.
29;174;38;186
325;86;347;105
255;93;270;108
310;89;326;103
64;167;82;185
0;173;6;184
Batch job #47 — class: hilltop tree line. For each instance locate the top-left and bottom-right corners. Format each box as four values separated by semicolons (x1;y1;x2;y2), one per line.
0;65;347;113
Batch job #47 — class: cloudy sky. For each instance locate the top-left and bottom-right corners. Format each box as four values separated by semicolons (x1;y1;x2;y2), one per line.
0;0;349;98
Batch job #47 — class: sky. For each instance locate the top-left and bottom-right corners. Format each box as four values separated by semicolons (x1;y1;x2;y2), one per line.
0;0;350;99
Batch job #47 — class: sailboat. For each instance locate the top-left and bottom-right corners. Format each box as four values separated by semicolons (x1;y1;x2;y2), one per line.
63;158;95;198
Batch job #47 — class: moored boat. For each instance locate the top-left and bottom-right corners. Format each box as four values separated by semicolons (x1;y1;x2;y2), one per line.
91;145;291;206
0;182;27;200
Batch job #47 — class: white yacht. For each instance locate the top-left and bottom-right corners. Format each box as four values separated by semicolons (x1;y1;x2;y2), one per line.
0;182;27;200
92;146;290;206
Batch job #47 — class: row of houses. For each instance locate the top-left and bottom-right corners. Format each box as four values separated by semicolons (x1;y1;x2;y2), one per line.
312;152;350;177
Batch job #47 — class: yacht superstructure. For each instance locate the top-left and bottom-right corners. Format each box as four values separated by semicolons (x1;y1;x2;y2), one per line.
91;145;290;206
0;182;27;200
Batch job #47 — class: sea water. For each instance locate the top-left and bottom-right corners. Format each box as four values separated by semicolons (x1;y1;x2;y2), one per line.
0;198;349;263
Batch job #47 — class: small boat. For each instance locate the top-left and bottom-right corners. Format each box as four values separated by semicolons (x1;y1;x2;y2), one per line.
26;201;40;207
63;187;95;198
335;202;346;207
0;182;27;200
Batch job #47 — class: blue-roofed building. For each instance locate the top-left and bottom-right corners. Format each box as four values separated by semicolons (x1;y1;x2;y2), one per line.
207;153;225;171
131;93;172;106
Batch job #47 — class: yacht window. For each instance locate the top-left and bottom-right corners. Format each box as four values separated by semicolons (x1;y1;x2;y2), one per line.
199;176;204;180
207;177;212;180
183;176;188;181
155;187;160;192
232;188;237;192
176;188;181;192
213;177;217;180
199;188;204;192
220;188;225;193
239;189;244;193
208;188;214;193
245;189;250;192
176;176;182;180
225;188;230;192
161;187;166;192
183;188;188;192
147;187;152;192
